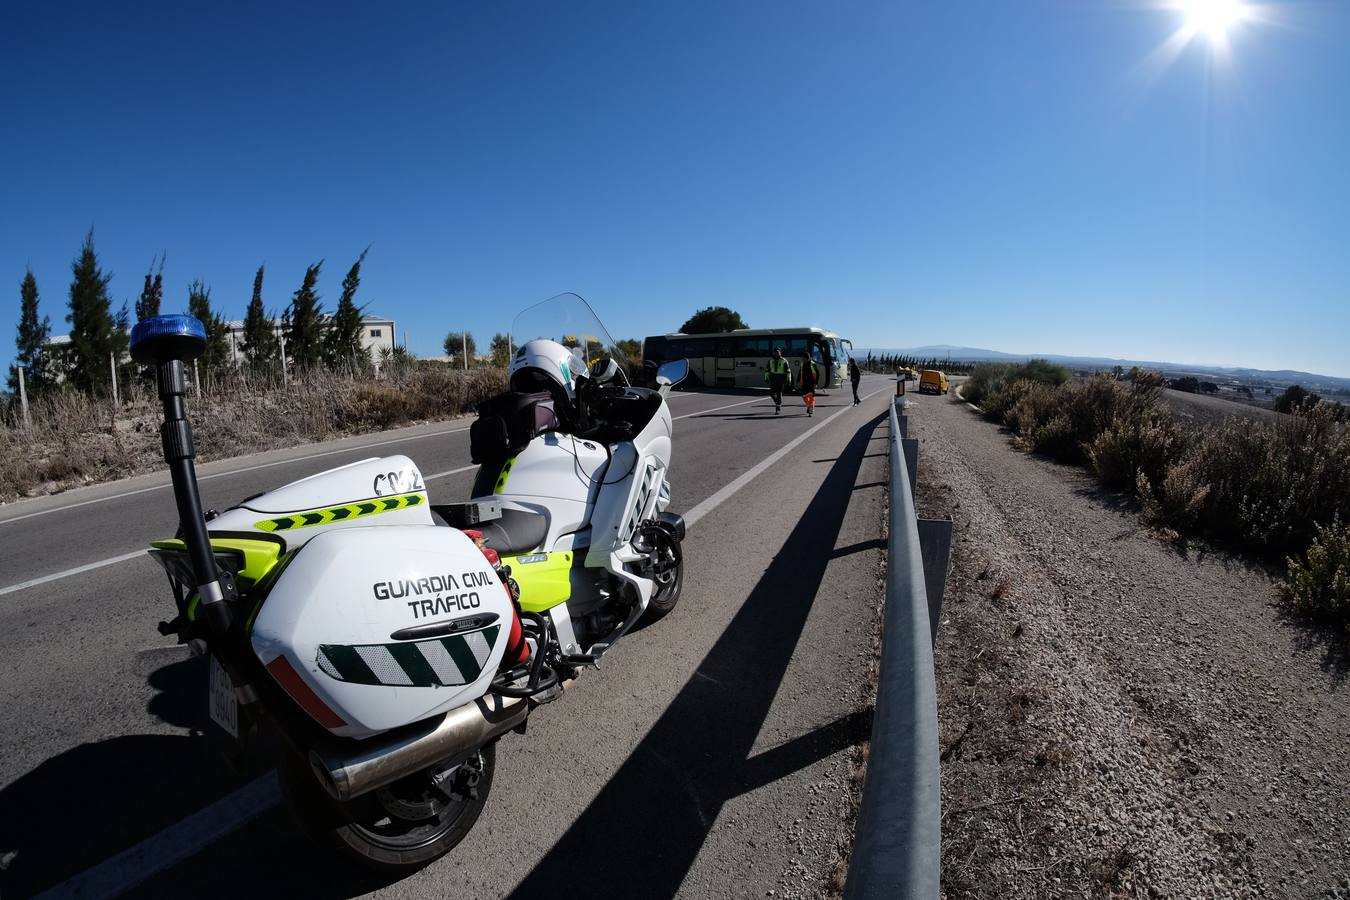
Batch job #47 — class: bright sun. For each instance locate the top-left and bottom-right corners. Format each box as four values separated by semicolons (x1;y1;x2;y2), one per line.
1179;0;1249;41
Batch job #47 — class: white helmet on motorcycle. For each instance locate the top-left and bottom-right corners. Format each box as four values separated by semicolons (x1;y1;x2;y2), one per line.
509;339;586;404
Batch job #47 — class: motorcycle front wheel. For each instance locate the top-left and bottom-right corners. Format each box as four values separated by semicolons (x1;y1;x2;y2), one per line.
280;742;495;872
640;526;684;622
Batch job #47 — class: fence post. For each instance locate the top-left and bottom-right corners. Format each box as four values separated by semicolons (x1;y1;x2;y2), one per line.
280;337;289;389
109;351;120;407
17;364;30;427
463;332;468;371
193;360;201;397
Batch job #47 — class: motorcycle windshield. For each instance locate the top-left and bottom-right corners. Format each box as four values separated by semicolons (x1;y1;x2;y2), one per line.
510;292;629;371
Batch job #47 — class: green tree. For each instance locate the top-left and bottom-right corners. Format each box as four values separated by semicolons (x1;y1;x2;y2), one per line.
187;280;231;376
240;265;280;371
489;332;512;367
614;338;641;360
1275;384;1320;414
444;330;477;362
679;306;746;334
65;229;120;394
135;254;165;321
285;262;325;370
324;249;369;371
7;270;52;394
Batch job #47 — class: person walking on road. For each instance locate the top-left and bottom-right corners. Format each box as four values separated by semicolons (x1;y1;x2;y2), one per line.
798;351;819;417
849;358;862;406
764;347;790;414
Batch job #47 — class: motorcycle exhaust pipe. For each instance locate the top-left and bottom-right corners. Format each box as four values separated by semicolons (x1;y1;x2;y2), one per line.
308;693;528;802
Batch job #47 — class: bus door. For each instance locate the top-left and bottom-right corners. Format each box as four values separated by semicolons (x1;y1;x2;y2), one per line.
714;337;736;388
810;338;832;389
735;336;768;388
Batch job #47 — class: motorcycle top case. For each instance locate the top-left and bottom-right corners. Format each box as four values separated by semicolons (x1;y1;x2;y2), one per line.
207;455;432;550
251;525;513;739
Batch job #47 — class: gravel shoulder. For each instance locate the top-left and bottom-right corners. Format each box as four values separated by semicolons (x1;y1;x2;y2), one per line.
910;392;1350;899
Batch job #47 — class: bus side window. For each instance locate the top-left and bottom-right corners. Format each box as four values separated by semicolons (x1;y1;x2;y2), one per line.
770;337;788;353
743;337;768;354
787;337;808;355
715;338;736;357
685;338;713;357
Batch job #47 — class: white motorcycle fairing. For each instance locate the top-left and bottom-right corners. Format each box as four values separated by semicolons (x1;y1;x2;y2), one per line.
251;525;513;739
207;454;432;549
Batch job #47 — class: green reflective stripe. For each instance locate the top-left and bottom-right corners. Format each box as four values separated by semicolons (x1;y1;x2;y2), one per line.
493;457;517;495
443;634;481;682
320;645;378;683
254;492;426;533
186;592;200;622
386;642;439;686
316;625;499;688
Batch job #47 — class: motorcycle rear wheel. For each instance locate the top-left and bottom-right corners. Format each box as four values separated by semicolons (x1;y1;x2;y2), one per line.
280;742;495;872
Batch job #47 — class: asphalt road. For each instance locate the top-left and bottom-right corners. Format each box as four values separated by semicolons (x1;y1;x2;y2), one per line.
0;376;914;900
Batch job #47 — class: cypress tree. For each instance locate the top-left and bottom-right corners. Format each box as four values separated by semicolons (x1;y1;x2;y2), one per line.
187;280;231;376
135;254;165;321
241;264;280;371
65;229;119;394
285;262;325;370
8;270;52;394
324;249;369;371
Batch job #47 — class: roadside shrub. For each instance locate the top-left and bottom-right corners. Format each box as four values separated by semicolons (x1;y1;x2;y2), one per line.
1282;517;1350;628
1177;404;1350;556
962;360;1069;408
1088;413;1189;491
1137;461;1211;533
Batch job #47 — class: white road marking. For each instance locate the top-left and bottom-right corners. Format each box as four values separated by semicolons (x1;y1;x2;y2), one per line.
0;550;150;598
424;464;477;481
0;426;471;527
28;384;893;898
684;385;891;529
31;772;281;900
672;396;764;420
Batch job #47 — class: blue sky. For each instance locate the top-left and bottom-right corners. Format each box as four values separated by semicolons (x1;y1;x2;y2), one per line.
2;1;1347;376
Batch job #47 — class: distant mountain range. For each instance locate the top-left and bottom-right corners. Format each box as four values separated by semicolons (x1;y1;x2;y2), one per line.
852;346;1350;392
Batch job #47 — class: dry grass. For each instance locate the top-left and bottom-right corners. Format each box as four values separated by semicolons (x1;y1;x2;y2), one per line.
0;365;507;503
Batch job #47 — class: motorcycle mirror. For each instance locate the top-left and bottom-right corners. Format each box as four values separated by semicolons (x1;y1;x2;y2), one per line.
656;358;688;388
130;315;207;366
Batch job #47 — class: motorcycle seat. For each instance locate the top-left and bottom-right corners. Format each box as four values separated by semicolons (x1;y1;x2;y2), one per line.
434;506;548;556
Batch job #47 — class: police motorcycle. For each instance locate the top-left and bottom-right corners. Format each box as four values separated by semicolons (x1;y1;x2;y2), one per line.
135;292;688;870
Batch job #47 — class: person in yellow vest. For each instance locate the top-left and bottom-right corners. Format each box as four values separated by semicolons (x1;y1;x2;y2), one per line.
798;351;819;417
764;347;790;414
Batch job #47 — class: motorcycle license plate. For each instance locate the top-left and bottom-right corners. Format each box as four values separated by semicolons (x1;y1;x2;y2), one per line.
208;654;239;738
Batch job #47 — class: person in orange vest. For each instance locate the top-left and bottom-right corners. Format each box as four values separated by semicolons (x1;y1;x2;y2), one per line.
798;351;819;417
764;347;791;414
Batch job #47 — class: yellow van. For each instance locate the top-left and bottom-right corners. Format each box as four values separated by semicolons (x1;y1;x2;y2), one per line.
918;370;949;395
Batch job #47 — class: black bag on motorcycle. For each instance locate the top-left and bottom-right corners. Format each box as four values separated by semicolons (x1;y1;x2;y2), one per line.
470;391;561;464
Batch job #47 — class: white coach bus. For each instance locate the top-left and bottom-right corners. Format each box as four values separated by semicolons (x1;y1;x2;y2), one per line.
642;327;853;390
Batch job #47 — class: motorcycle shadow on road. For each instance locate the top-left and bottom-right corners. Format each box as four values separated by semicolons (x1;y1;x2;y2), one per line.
505;411;888;900
0;652;243;899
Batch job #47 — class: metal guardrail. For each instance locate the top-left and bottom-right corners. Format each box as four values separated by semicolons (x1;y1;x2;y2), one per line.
844;396;951;899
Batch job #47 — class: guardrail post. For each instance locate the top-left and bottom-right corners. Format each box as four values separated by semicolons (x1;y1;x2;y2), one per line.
916;517;953;645
902;438;918;498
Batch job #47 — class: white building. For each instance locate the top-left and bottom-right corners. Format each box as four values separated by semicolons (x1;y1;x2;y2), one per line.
221;314;397;365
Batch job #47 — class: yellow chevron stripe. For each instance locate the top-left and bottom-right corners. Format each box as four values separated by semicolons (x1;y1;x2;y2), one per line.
254;492;425;532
